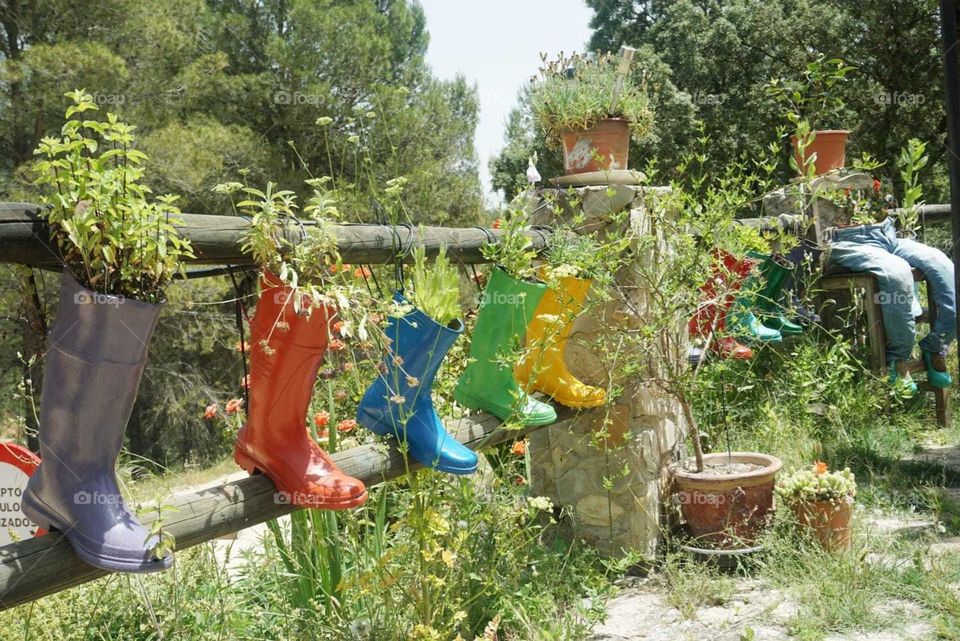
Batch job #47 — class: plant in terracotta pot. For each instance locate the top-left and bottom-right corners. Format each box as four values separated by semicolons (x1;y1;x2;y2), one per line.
25;90;193;573
777;462;856;551
530;49;654;177
766;55;855;176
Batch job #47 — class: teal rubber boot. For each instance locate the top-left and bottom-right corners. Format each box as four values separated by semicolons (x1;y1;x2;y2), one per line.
454;268;557;426
923;350;953;389
888;361;918;395
747;251;803;336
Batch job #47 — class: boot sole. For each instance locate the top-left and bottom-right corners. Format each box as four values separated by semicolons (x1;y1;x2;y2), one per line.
455;390;556;426
527;384;606;409
356;411;479;475
233;447;368;510
20;493;173;574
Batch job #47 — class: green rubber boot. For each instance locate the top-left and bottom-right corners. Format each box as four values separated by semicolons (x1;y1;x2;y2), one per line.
455;268;557;426
748;251;803;336
888;360;918;395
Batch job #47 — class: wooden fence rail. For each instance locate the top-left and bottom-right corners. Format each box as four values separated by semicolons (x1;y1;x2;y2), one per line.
0;405;571;611
0;202;552;268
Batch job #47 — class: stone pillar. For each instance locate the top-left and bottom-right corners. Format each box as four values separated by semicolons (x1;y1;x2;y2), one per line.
525;184;687;558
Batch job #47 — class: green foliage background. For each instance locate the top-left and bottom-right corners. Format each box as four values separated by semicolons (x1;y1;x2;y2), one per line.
493;0;947;203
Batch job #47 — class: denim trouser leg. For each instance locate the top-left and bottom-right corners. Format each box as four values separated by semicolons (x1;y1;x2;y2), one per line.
893;237;957;353
829;241;916;362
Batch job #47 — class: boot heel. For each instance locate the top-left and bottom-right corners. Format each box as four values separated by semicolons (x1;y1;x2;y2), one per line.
233;448;261;476
20;495;55;532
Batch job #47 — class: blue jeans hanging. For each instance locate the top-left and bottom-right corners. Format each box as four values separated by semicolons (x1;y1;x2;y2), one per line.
828;217;956;362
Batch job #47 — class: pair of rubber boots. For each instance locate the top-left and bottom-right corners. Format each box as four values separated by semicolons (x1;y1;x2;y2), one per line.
453;268;604;425
355;293;478;474
689;251;801;362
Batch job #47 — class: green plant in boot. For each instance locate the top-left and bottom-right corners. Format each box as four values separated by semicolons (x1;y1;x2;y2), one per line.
923;350;953;389
455;267;557;425
747;251;803;336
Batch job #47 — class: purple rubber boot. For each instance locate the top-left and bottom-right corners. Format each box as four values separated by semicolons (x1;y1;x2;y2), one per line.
21;271;173;573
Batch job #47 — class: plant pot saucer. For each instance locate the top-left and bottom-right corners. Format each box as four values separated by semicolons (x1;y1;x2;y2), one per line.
679;542;764;569
548;169;647;187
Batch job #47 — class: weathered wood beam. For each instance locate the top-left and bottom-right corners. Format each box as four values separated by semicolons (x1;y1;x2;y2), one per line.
0;405;571;611
0;203;551;268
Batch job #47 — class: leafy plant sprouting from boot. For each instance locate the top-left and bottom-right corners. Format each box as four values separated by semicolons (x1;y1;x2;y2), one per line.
409;243;460;327
480;203;538;280
32;90;194;302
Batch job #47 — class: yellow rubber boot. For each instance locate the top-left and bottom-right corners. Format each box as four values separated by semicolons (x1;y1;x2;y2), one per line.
515;275;606;408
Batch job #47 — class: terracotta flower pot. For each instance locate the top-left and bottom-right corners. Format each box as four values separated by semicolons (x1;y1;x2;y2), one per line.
791;129;849;176
791;498;853;551
670;452;783;549
560;118;630;175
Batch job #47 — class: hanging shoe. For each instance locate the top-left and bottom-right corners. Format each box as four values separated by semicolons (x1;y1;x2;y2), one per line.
715;337;754;360
515;275;606;409
21;271;173;573
454;268;557;425
233;272;367;509
747;251;804;336
357;295;478;474
888;360;919;395
726;306;783;343
923;350;953;389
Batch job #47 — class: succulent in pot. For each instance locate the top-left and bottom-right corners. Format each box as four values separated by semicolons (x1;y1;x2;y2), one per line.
767;55;855;176
24;90;193;573
530;50;654;176
777;461;856;551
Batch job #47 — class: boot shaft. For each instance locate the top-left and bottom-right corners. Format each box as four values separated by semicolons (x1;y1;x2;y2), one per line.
379;294;462;402
38;271;160;478
469;268;547;361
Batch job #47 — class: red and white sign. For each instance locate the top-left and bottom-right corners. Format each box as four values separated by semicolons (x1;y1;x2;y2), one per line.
0;443;41;545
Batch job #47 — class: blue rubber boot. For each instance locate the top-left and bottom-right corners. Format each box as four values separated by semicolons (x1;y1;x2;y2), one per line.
923;350;953;389
357;294;478;474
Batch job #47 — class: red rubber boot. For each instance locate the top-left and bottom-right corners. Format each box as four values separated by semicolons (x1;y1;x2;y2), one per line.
689;251;754;360
233;272;367;509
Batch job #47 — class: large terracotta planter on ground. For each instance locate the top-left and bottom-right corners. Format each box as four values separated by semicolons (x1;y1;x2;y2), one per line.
670;452;783;549
791;499;853;551
560;118;630;175
791;129;849;176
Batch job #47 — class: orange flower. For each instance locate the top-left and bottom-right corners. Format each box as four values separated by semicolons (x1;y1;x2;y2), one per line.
328;264;341;274
873;178;882;194
314;411;330;428
332;321;344;335
511;440;527;456
203;403;218;420
225;398;244;415
317;428;329;440
353;267;371;279
813;460;829;475
337;419;357;433
492;219;502;229
329;339;346;351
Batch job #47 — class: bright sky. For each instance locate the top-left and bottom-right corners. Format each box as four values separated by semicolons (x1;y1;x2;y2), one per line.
418;0;594;206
